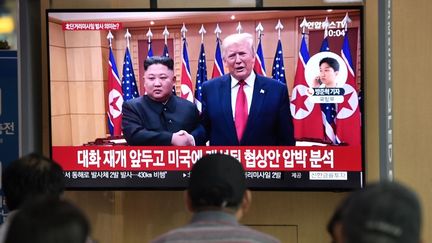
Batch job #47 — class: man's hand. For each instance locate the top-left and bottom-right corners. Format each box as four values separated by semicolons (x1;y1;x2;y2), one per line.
312;76;321;88
171;130;195;146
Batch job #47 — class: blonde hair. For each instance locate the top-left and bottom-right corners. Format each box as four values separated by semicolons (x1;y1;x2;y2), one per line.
222;33;255;58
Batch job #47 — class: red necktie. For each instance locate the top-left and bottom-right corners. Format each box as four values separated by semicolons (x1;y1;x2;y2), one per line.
235;80;248;141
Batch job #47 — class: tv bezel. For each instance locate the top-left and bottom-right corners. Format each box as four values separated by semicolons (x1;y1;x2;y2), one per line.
46;6;365;191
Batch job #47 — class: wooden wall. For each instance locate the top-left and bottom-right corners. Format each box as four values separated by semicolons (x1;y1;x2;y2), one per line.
392;0;432;240
49;22;108;146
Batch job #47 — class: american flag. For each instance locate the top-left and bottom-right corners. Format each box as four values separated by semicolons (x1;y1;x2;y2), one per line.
211;37;224;78
321;101;338;144
180;38;194;102
320;36;330;51
147;41;153;58
319;36;339;144
253;38;266;76
336;31;361;145
195;43;207;112
290;34;324;142
160;43;176;94
162;43;169;57
107;46;123;136
122;47;139;101
271;39;286;84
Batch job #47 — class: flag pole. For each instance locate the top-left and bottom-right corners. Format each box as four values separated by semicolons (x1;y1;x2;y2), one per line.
236;22;242;34
163;26;169;45
199;24;206;43
124;29;131;49
275;19;283;40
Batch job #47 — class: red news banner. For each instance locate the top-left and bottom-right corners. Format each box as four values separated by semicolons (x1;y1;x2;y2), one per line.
53;146;362;172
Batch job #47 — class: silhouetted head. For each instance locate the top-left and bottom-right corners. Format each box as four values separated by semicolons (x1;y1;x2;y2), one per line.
188;153;247;211
342;182;422;243
6;198;91;243
2;153;65;211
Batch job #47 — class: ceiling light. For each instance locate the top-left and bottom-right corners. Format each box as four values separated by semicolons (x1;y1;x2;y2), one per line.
0;15;14;34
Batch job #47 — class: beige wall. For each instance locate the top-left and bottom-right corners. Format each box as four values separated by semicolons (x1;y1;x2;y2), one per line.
393;0;432;241
49;21;109;146
40;0;432;243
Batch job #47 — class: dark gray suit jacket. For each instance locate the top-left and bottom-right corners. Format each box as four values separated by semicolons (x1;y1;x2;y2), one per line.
122;95;202;146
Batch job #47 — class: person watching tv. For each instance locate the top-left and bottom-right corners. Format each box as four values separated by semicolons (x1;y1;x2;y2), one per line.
151;153;280;243
0;153;65;243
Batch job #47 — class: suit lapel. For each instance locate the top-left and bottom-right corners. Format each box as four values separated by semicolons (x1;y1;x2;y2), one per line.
242;76;266;143
220;76;238;141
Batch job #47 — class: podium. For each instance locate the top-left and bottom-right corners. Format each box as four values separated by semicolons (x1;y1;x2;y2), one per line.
84;136;127;146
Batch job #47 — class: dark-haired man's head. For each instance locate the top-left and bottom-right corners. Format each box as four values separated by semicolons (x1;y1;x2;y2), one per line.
143;56;176;103
2;153;65;211
320;57;340;72
5;198;91;243
144;55;174;71
187;153;251;218
319;57;340;88
341;182;422;243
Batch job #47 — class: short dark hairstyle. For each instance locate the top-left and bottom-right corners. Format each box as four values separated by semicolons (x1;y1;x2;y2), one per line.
2;153;65;210
342;182;421;243
5;198;90;243
188;154;246;210
144;56;174;71
320;57;340;72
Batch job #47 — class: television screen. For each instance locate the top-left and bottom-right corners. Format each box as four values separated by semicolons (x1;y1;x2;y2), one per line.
47;7;364;190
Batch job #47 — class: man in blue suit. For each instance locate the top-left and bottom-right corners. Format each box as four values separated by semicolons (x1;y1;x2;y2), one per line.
197;33;295;146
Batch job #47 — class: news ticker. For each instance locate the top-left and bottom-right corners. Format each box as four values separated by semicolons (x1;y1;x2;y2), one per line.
63;170;363;189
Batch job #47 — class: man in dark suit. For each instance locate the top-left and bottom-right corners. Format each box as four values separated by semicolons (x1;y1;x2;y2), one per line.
197;33;295;146
122;56;199;146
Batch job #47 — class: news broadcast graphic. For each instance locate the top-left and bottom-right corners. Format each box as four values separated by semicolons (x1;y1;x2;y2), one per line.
47;7;364;190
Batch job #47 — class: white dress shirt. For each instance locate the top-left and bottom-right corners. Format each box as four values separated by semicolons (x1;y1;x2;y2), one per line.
230;72;256;119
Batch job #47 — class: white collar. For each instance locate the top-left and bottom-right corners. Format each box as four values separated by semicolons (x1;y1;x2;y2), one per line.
230;72;256;88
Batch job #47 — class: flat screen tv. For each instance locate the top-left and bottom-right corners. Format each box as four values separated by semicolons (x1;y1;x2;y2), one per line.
47;7;364;190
